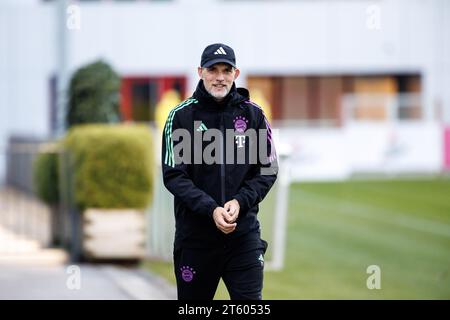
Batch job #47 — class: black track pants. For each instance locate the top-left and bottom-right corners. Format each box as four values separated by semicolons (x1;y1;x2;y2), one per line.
174;241;267;300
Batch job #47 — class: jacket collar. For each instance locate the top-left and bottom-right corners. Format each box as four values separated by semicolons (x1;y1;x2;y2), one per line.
192;80;249;110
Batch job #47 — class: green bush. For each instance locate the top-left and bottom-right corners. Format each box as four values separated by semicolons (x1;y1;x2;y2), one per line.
33;150;60;205
66;60;121;128
63;124;154;210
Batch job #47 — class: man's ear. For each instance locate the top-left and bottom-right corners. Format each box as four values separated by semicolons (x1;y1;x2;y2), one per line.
197;67;203;79
234;68;240;80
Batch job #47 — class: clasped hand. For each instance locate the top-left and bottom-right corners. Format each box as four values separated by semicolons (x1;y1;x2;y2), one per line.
212;199;240;234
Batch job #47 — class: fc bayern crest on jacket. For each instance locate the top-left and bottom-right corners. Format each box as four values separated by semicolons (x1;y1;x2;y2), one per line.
233;116;248;133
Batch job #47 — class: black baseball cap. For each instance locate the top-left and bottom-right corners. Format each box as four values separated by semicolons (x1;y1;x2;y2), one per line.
200;43;236;68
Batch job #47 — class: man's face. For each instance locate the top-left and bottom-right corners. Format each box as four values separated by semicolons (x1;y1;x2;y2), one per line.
198;63;240;101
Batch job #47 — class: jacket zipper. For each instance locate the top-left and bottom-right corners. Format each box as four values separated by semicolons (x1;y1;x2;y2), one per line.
220;113;226;206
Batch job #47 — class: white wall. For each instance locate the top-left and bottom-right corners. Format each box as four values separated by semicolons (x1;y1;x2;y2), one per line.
0;4;56;183
62;0;450;104
0;0;449;183
280;123;443;182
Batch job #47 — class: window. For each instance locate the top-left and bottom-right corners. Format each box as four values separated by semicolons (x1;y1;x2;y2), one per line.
120;76;186;122
247;74;422;126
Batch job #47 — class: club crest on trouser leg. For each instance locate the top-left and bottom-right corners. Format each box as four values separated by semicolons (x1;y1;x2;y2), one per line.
180;266;196;282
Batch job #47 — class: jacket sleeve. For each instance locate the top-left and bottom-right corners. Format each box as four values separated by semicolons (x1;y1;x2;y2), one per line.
233;111;278;214
161;111;219;217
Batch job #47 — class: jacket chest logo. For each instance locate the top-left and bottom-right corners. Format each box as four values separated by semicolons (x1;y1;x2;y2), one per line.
233;116;248;133
233;116;248;148
196;122;208;132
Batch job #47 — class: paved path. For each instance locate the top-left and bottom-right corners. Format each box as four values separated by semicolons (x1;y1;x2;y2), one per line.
0;187;176;300
0;263;176;300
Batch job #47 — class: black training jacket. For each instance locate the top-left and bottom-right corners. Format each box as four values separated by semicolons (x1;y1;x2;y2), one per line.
162;80;278;250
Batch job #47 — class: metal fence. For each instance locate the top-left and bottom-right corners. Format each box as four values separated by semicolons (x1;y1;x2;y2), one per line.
0;136;85;262
0;137;54;257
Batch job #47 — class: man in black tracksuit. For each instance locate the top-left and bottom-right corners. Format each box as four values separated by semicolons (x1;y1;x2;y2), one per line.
162;43;278;300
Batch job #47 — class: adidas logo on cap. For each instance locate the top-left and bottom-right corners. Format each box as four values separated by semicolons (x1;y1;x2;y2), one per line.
200;43;236;68
214;47;227;55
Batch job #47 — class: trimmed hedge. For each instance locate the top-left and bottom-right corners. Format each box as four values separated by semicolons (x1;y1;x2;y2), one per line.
66;60;121;128
33;151;60;205
64;124;154;210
